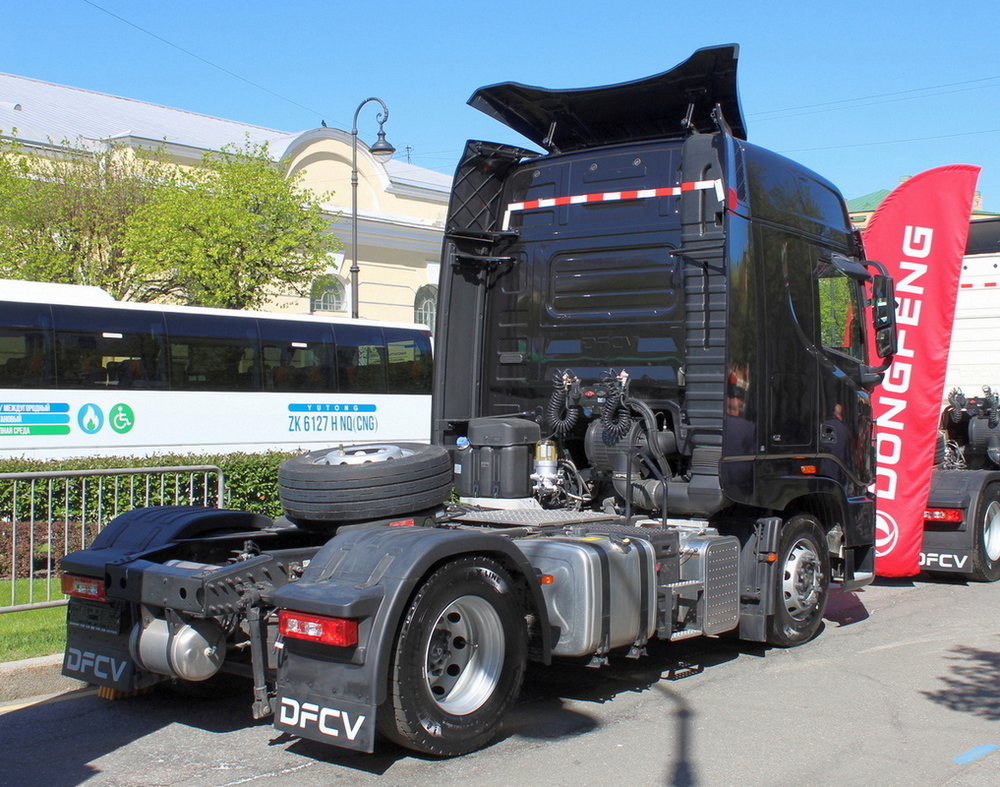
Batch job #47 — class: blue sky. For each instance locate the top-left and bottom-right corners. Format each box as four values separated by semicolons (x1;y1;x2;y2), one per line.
4;0;1000;210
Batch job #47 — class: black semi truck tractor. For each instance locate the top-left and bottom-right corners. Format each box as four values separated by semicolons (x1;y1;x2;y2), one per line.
60;45;897;757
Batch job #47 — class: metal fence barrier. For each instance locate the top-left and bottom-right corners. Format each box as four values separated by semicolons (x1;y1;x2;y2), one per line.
0;466;225;613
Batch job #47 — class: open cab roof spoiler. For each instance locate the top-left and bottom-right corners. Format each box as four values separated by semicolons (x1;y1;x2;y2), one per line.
468;44;747;153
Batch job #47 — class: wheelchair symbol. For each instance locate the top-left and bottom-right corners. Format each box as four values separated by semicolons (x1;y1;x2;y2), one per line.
110;404;135;434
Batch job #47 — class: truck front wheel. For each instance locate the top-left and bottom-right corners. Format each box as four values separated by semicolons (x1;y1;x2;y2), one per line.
970;483;1000;582
378;557;527;757
766;514;830;647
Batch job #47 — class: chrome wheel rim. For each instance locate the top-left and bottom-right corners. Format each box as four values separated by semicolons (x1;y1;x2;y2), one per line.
983;501;1000;562
424;595;504;715
318;444;412;465
782;538;824;620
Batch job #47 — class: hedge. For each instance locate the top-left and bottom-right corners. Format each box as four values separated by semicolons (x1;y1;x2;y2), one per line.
0;452;300;581
0;450;298;520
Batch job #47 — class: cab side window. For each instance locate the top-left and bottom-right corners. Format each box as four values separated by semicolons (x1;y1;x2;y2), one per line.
816;264;865;361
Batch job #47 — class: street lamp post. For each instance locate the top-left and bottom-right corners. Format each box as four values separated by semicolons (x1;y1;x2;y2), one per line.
350;97;395;319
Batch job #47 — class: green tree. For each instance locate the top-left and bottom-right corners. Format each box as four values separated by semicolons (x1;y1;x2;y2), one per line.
0;135;174;299
0;135;340;308
124;140;340;309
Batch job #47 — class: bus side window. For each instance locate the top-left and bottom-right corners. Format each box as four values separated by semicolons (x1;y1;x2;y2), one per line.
384;328;433;394
52;305;167;389
256;320;336;393
0;303;54;389
166;314;261;391
335;324;387;393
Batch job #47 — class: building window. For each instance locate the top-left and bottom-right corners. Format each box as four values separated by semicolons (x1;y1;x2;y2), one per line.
310;275;346;313
414;285;438;329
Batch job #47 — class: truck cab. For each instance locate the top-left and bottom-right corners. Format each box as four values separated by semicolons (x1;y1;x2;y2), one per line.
435;45;891;592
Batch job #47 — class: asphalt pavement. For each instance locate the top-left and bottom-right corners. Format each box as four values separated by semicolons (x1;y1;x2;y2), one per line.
2;576;999;787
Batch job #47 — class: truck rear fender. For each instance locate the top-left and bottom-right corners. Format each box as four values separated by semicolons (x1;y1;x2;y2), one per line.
60;506;275;577
923;469;1000;567
926;469;1000;512
273;525;553;707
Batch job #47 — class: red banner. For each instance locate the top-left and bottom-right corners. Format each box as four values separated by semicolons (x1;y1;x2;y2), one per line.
863;165;980;577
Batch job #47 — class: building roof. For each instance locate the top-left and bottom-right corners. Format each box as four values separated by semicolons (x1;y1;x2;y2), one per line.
0;71;450;193
0;71;293;151
846;189;892;213
848;184;997;219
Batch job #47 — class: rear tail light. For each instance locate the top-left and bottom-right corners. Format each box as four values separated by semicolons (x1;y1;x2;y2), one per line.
924;508;965;524
61;573;106;602
278;610;359;647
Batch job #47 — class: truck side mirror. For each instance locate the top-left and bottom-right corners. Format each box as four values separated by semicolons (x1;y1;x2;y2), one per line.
871;274;897;359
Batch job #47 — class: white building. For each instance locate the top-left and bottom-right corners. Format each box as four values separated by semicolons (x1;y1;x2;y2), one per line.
0;72;451;325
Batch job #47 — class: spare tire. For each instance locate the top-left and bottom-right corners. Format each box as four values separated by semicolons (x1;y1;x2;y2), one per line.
278;443;453;524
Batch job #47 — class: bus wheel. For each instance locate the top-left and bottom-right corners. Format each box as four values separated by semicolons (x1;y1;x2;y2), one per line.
278;442;452;525
378;557;527;757
970;483;1000;582
766;514;830;647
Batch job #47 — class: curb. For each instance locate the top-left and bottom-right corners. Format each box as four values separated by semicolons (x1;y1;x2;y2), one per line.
0;654;84;703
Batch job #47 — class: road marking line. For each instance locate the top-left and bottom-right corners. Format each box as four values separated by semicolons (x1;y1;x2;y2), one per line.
953;744;998;764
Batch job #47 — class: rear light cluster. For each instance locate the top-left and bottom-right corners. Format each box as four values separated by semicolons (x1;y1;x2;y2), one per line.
924;508;965;524
278;610;359;647
61;574;106;602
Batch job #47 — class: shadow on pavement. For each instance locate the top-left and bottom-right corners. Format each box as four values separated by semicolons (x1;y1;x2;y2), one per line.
0;686;268;787
824;585;871;627
922;639;1000;720
501;635;750;786
2;602;857;784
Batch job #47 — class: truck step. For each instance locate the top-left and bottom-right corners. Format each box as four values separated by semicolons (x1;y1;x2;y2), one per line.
669;629;703;641
667;661;704;680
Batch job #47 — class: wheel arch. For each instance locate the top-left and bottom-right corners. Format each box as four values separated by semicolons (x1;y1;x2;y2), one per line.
759;475;872;549
364;529;553;708
380;537;554;659
276;524;552;711
781;490;846;533
927;469;1000;515
60;506;274;576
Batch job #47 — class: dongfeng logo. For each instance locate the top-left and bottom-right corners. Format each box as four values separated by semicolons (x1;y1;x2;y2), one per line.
77;404;104;434
875;510;899;557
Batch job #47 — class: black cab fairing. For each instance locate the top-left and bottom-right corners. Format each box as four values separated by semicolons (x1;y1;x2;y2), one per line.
732;141;856;251
469;44;746;152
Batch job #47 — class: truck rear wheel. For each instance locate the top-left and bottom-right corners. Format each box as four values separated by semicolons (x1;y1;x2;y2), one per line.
970;483;1000;582
766;514;830;647
378;557;527;757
